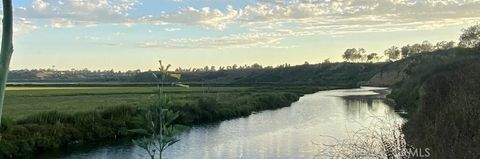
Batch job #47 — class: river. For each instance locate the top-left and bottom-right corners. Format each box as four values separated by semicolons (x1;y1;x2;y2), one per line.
57;87;403;159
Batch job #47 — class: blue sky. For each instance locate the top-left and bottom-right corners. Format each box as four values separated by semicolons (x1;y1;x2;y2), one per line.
4;0;480;70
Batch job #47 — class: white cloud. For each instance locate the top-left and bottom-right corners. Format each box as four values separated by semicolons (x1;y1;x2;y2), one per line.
137;31;304;49
31;0;49;10
76;36;123;46
50;18;74;28
164;28;181;32
15;0;480;31
14;18;38;34
17;0;141;28
146;5;241;30
7;0;480;49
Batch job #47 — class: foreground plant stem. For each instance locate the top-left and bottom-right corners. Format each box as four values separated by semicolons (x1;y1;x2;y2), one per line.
0;0;14;126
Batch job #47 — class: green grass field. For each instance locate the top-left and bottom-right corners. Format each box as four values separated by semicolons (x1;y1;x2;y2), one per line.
3;86;251;120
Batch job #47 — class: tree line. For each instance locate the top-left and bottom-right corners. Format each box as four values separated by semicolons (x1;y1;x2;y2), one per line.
343;24;480;62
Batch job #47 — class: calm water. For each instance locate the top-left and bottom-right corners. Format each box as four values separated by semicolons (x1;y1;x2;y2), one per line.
60;87;403;159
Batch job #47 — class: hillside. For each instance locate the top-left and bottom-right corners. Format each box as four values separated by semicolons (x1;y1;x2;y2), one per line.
374;48;480;113
402;58;480;158
367;47;480;158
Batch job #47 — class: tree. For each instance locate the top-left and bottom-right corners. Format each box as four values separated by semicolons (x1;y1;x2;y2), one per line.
420;40;434;52
131;61;187;159
410;43;423;54
0;0;14;126
459;24;480;48
357;48;367;62
384;46;401;61
342;48;366;62
401;45;412;58
342;48;356;62
434;41;456;50
251;63;263;69
366;53;380;62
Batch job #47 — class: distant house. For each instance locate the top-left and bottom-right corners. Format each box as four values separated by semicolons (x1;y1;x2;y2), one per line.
35;72;54;80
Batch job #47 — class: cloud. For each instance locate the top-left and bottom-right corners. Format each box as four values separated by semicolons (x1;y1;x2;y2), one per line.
76;36;123;46
143;5;241;30
14;18;39;34
31;0;49;10
6;0;480;49
165;28;181;32
14;0;480;31
17;0;141;28
237;0;480;31
137;31;303;49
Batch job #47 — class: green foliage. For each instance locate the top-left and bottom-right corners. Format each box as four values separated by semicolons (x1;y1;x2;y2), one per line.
0;105;144;158
131;98;187;159
342;48;366;62
387;48;480;116
459;23;480;48
402;58;480;158
384;46;401;61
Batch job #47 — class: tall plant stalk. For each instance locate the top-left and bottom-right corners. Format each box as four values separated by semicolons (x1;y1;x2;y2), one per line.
131;61;187;159
0;0;14;126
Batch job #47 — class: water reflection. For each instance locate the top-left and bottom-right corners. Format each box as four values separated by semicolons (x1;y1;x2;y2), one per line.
344;98;394;120
59;87;402;159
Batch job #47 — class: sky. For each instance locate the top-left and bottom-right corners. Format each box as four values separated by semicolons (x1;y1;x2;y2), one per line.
3;0;480;71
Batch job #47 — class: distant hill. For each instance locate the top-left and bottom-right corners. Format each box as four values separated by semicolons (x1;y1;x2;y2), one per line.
9;63;386;87
176;63;383;86
9;48;479;89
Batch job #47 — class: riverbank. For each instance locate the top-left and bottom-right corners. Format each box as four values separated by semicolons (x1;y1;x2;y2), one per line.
0;85;345;158
399;59;480;158
385;49;480;158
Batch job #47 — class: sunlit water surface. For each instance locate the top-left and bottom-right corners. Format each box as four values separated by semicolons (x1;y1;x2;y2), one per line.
60;87;403;159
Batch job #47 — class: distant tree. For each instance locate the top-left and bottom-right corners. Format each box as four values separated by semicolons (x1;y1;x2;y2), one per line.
251;63;262;69
400;40;437;57
366;53;380;62
420;41;434;52
323;58;331;64
342;48;356;62
459;24;480;48
384;46;401;61
342;48;366;62
304;61;309;65
356;48;366;62
434;41;456;50
410;43;423;54
401;45;412;58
